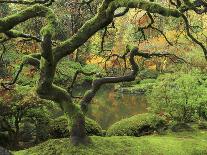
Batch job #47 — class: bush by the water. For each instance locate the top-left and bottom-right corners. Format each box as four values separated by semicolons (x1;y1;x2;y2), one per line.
148;70;207;123
49;116;102;138
106;113;166;136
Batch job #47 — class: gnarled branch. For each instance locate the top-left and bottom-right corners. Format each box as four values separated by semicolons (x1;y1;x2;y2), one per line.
80;46;139;113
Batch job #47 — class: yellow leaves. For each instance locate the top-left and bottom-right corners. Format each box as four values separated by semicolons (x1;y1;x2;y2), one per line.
86;54;103;64
90;32;102;46
165;30;180;40
148;64;157;70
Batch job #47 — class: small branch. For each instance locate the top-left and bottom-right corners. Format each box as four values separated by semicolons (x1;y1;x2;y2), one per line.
104;50;130;74
139;12;173;46
100;27;108;54
68;70;96;99
136;50;187;63
5;30;42;42
150;26;173;46
181;13;207;60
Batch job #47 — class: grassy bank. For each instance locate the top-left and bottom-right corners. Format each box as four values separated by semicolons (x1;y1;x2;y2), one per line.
15;130;207;155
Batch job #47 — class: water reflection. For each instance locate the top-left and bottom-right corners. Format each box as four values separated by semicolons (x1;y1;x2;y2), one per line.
74;85;148;129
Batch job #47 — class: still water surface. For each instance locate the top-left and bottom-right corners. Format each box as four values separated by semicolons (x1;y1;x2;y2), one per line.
75;85;148;129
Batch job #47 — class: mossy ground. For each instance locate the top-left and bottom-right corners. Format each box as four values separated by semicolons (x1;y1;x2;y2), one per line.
14;130;207;155
107;113;166;136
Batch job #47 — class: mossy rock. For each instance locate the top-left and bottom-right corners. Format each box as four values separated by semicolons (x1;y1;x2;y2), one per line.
49;116;102;138
106;113;167;136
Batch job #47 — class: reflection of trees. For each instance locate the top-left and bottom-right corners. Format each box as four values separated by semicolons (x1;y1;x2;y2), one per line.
87;86;148;129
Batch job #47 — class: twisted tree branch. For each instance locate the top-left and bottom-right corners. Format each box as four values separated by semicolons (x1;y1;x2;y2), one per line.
80;46;139;113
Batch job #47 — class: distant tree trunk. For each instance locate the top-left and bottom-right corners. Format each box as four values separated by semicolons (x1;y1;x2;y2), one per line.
12;116;20;148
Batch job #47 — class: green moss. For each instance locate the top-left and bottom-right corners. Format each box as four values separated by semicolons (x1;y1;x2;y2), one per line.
107;113;166;136
111;0;181;17
0;5;49;32
49;116;102;138
40;9;57;37
139;79;156;84
14;130;207;155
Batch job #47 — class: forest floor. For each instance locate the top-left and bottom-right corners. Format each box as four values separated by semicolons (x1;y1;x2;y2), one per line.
14;129;207;155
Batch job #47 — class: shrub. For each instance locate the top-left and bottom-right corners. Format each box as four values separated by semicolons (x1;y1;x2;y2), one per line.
116;78;156;94
49;116;102;138
0;85;52;147
49;116;70;138
148;71;207;123
140;78;156;84
106;113;166;136
84;117;103;136
139;69;159;79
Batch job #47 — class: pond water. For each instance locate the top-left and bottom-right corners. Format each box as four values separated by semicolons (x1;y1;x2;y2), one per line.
75;85;148;129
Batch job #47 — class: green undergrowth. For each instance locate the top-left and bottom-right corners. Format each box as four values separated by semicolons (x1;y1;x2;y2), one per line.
14;130;207;155
49;116;103;138
106;113;166;136
117;79;156;94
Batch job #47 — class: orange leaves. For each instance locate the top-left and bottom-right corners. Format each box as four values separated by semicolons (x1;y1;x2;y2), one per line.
15;40;39;54
130;11;150;28
0;87;13;103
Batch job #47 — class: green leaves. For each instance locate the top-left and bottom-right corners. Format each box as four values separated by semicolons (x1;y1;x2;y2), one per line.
148;70;207;122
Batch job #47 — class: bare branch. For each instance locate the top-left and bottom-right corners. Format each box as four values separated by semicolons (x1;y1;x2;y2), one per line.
100;27;108;54
181;13;207;59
